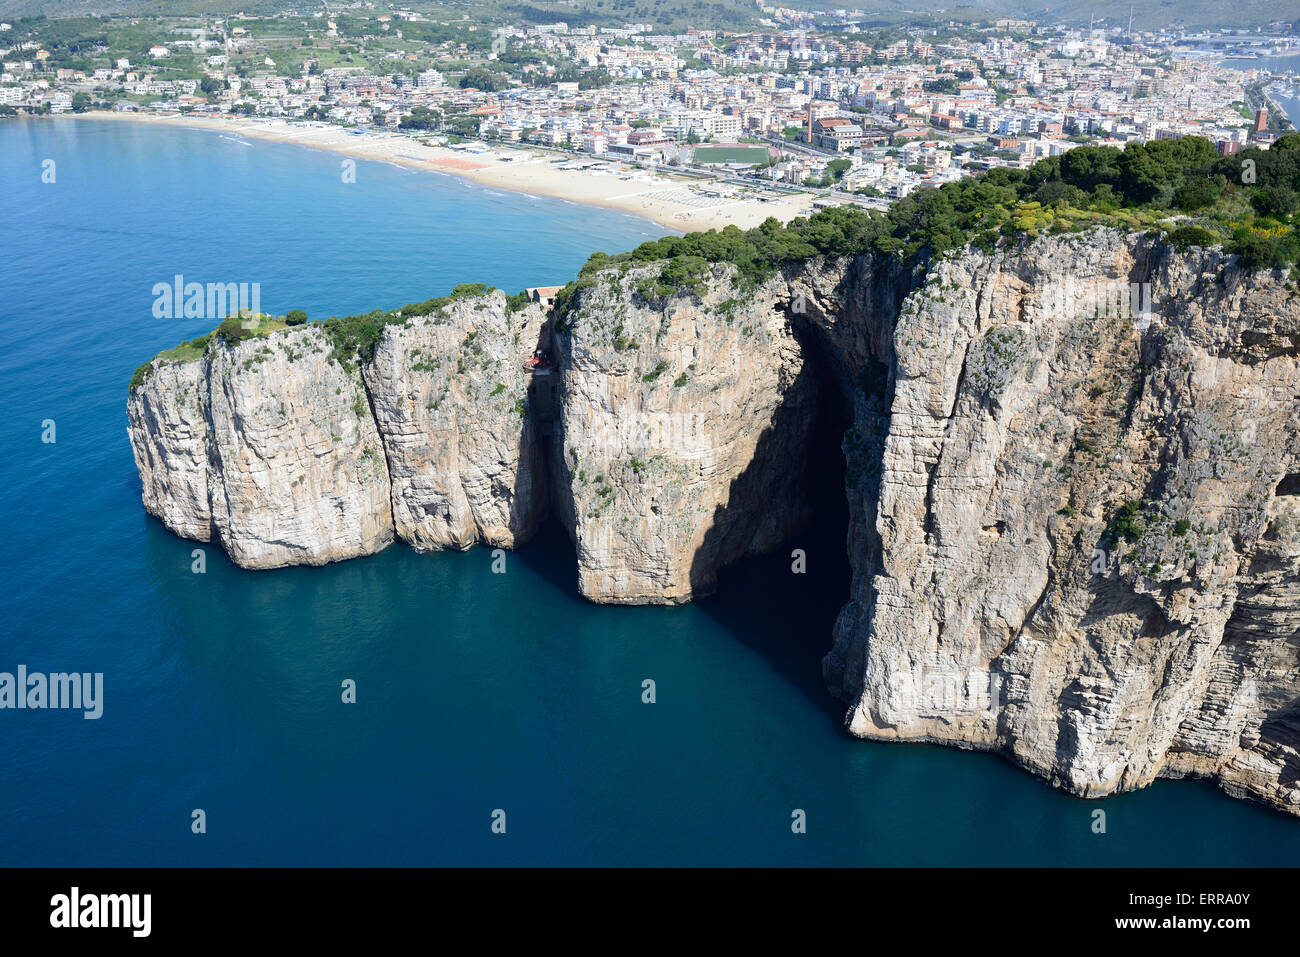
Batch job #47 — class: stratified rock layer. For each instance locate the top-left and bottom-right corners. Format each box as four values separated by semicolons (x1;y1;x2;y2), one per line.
128;357;212;543
204;325;395;567
127;294;543;568
822;231;1300;818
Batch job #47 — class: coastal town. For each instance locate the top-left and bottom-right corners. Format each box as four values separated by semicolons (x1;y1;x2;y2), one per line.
2;9;1298;227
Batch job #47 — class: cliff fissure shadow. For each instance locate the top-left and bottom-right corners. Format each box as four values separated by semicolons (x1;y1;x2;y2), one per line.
688;315;857;721
510;291;895;722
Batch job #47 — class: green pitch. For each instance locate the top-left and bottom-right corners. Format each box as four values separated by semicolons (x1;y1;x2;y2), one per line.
692;145;770;165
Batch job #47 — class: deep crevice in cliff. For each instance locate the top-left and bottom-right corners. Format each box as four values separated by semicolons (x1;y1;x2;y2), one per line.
356;363;401;536
692;313;855;716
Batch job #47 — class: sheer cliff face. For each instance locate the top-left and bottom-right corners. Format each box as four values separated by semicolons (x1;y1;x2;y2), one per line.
823;231;1300;818
128;358;212;543
127;230;1300;817
363;300;545;551
204;325;395;568
129;324;395;567
550;264;815;603
127;293;545;568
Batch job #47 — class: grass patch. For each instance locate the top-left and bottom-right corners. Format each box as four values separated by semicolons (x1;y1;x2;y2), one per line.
692;145;770;165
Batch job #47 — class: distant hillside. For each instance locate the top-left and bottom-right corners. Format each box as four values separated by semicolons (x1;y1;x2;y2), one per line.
1033;0;1297;31
0;1;299;18
0;0;1294;32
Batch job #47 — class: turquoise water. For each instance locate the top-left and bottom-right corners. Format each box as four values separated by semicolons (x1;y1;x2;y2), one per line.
1;117;1298;866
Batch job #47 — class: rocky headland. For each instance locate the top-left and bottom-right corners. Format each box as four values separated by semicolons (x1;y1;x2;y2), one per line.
127;142;1300;818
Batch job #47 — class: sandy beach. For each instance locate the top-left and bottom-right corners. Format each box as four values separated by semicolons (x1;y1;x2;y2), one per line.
58;111;817;233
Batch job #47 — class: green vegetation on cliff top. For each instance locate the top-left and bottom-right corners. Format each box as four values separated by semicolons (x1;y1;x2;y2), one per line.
555;134;1300;321
130;283;501;391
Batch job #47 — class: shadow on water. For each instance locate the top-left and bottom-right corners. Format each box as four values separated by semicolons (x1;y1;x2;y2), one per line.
690;348;854;723
512;496;851;725
512;307;857;722
510;516;585;600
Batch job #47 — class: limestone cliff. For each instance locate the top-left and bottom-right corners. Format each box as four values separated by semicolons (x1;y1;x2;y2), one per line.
818;230;1300;819
129;323;393;567
127;292;544;567
127;229;1300;818
363;296;545;551
550;262;815;603
128;356;212;544
204;324;394;568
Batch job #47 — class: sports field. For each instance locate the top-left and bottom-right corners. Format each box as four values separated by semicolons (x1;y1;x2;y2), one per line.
692;145;770;165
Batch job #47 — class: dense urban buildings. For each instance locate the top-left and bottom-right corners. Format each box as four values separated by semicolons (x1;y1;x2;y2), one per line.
3;12;1297;207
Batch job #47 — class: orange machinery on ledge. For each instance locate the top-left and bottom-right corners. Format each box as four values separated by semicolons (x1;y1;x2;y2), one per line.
523;348;554;375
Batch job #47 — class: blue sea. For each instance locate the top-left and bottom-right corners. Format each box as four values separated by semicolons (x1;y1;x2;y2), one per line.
1;117;1297;866
1220;53;1300;76
1219;55;1300;127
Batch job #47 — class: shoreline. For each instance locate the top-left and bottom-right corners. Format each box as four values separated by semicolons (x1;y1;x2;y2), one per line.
48;111;817;233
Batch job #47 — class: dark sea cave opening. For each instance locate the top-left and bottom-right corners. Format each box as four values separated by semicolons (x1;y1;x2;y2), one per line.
515;308;858;722
694;314;855;721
